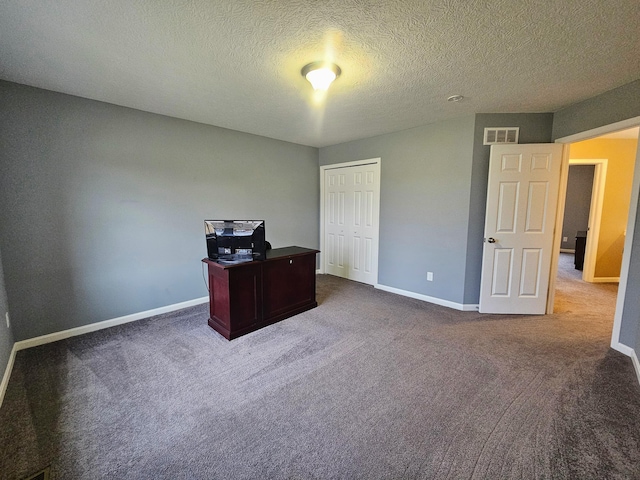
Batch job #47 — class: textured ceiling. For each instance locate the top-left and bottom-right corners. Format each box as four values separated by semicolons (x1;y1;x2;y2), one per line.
1;0;639;147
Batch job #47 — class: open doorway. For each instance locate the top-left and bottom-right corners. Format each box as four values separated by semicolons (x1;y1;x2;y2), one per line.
553;126;639;323
559;162;595;270
562;159;609;282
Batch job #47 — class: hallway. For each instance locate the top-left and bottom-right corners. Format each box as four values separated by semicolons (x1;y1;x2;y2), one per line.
554;252;618;318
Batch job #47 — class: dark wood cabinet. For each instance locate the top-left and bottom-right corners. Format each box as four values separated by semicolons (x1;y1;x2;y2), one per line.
203;246;319;340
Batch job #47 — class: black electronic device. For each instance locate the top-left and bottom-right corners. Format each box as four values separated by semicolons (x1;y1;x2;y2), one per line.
204;220;266;263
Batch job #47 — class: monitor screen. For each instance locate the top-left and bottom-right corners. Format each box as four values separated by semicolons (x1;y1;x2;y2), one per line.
204;220;266;263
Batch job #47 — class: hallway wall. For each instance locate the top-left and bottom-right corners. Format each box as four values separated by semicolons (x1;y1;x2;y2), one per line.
569;137;638;278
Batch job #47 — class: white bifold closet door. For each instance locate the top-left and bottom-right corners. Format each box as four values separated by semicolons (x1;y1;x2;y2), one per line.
324;162;380;285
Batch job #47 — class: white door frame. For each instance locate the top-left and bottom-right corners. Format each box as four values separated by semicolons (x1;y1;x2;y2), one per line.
319;158;381;283
568;158;608;283
548;116;640;356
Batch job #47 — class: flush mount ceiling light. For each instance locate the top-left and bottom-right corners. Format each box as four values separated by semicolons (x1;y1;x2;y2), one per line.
301;62;341;91
447;94;464;102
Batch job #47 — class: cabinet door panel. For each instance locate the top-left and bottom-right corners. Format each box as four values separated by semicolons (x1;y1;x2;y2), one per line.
227;263;262;331
262;254;316;320
209;270;231;329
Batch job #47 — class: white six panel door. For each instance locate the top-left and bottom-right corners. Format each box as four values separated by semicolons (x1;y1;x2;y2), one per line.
479;144;564;314
324;163;380;285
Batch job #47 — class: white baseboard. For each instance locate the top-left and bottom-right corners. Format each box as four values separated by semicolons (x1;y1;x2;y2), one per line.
14;296;209;352
611;340;634;357
591;277;620;283
632;350;640;387
611;341;640;386
0;343;18;408
633;350;640;387
375;283;478;311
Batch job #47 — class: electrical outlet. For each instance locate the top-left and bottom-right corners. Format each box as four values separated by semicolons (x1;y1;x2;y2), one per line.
427;272;433;281
5;312;9;329
563;236;568;242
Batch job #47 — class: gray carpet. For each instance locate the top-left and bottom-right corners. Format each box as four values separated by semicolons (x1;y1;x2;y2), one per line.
1;254;639;479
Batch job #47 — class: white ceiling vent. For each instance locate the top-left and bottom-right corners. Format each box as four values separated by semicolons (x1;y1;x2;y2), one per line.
483;127;519;145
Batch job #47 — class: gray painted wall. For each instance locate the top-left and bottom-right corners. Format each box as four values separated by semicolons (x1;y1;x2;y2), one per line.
620;192;640;351
0;80;319;341
561;165;594;250
553;80;640;140
319;116;476;305
551;80;640;352
463;114;554;303
0;247;15;384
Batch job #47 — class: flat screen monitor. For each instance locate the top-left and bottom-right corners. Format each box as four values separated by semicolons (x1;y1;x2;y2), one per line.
204;220;266;263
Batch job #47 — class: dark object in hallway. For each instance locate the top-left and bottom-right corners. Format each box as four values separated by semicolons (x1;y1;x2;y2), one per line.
575;230;587;270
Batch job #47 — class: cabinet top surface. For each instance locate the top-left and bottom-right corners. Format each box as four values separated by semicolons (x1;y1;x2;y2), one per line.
266;246;319;259
202;246;319;268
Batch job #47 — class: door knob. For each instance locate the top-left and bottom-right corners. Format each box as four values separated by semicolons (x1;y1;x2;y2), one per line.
487;237;497;243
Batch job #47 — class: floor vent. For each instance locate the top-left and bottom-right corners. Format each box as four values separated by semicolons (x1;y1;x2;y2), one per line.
22;466;50;480
483;127;519;145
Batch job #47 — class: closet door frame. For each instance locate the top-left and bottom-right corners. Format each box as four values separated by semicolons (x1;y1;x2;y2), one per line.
319;158;381;286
